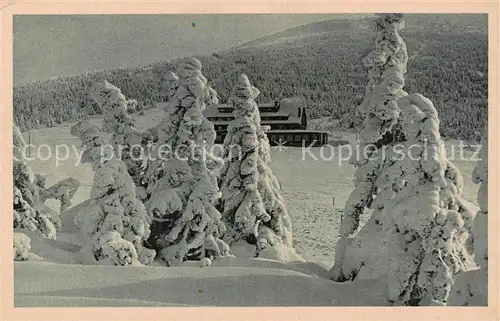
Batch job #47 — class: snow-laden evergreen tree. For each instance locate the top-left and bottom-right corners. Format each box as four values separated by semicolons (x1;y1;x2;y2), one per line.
219;75;269;250
330;13;409;281
448;128;488;306
166;71;180;106
92;81;146;187
70;120;155;266
471;128;488;273
13;186;57;240
159;70;180;103
382;94;474;305
145;57;231;266
255;126;301;262
219;74;300;261
13;124;59;240
13;124;26;160
140;71;181;201
338;13;409;239
329;15;475;305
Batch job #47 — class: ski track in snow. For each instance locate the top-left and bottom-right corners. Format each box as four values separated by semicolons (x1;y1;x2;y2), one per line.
22;107;479;266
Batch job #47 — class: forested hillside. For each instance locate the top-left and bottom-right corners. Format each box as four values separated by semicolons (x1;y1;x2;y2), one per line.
13;14;487;139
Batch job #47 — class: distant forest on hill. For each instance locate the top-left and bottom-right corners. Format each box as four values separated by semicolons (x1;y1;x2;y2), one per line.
13;15;488;140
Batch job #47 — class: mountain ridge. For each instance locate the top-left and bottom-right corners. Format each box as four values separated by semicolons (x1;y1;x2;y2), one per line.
13;14;488;140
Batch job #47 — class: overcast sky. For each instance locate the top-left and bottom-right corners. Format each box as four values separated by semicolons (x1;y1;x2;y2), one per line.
13;14;370;85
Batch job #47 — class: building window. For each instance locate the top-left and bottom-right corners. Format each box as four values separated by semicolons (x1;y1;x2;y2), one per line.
294;135;301;141
287;135;293;141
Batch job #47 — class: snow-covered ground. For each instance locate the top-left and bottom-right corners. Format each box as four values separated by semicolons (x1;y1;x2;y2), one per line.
15;258;391;307
16;107;480;306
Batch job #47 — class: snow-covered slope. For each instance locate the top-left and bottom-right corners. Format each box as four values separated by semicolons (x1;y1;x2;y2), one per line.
15;259;391;307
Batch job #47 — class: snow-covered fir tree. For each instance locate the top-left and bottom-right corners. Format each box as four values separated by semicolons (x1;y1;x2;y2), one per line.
92;81;146;187
329;14;475;306
448;128;488;306
159;70;180;103
219;75;269;250
13;125;40;207
13;185;57;240
337;13;409;239
166;71;180;105
330;13;409;281
255;124;301;262
13;124;26;160
219;74;300;261
70;120;155;266
13;124;59;240
471;128;488;273
145;57;231;266
140;71;181;201
383;94;474;305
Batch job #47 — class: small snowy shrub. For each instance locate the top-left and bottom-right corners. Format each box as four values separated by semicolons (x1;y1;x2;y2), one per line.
94;231;139;266
199;257;212;267
126;99;138;114
14;232;31;261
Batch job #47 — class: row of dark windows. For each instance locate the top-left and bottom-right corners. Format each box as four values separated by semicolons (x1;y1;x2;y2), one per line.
259;106;279;113
209;116;292;122
209;117;234;122
261;116;289;121
217;108;233;113
216;106;279;114
268;134;322;142
270;124;302;130
213;131;326;144
213;124;303;132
